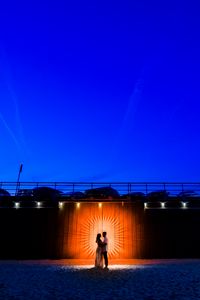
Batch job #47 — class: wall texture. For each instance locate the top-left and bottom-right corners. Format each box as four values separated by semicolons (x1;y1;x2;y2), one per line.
0;208;58;258
56;202;144;259
0;201;200;259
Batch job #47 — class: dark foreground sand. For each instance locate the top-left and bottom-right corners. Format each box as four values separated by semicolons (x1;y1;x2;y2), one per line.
0;260;200;299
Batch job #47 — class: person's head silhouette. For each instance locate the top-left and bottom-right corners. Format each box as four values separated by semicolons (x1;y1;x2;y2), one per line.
96;233;101;243
103;231;107;238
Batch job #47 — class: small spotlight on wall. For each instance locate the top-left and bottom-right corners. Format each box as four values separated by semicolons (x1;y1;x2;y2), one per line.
144;202;147;209
15;202;20;209
98;203;102;208
76;202;80;209
59;202;63;209
182;202;187;208
37;202;41;208
161;202;165;208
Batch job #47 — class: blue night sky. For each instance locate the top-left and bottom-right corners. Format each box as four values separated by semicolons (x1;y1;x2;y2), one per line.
0;1;200;182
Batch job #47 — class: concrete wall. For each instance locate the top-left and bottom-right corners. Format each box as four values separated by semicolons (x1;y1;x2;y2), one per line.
0;200;200;259
143;209;200;258
0;207;58;259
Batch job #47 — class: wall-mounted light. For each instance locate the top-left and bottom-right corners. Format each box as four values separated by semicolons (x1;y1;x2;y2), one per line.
98;203;102;208
144;202;147;209
161;202;165;208
37;202;41;208
182;202;187;208
59;202;63;209
76;202;80;209
15;202;20;209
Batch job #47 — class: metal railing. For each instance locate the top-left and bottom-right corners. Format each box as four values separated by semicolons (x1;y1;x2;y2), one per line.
0;182;200;197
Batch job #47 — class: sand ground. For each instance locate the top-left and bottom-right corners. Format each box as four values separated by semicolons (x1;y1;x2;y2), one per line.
0;259;199;299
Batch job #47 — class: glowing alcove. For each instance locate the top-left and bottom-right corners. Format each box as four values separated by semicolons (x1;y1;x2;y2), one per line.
60;202;142;259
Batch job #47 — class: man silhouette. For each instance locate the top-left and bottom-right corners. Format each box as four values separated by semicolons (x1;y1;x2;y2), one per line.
102;231;108;269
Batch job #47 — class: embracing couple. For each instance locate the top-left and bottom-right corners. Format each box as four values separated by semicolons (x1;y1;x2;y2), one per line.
95;231;108;269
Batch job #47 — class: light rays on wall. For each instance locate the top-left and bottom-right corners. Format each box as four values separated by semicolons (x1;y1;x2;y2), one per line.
80;215;124;258
62;203;137;259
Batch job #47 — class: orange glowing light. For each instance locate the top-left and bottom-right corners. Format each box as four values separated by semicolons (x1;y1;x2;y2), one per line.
81;215;124;258
62;202;137;259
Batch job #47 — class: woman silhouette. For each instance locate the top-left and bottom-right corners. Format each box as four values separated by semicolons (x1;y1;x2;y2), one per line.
95;233;103;268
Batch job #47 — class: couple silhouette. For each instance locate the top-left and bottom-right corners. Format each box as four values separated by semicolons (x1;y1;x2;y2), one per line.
95;231;108;269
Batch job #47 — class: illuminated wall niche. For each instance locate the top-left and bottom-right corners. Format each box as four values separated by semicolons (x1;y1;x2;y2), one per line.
62;202;142;259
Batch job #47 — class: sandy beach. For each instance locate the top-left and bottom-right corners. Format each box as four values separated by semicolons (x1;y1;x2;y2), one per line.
0;259;199;299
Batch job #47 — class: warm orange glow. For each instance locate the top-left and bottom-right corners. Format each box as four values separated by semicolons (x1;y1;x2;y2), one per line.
98;203;102;208
81;215;124;258
62;203;139;259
